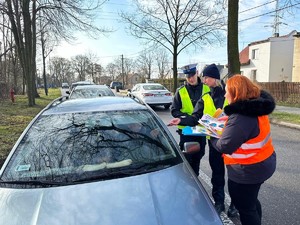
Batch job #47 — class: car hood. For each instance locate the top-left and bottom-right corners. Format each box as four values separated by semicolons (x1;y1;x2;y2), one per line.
0;164;221;225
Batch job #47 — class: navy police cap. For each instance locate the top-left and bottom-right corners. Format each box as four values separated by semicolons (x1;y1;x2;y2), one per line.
181;63;197;77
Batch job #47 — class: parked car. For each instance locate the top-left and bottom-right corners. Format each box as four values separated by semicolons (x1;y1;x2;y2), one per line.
68;84;115;99
70;80;95;91
61;83;69;89
61;83;70;96
110;81;123;90
127;83;173;109
0;96;222;225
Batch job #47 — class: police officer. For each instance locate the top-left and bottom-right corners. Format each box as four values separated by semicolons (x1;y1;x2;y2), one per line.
201;64;237;216
170;63;211;176
169;63;238;217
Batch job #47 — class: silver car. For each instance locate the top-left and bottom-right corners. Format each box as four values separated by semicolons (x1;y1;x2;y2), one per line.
0;97;222;225
68;84;115;99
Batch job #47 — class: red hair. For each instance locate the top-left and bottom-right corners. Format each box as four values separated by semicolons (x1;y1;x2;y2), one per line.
226;74;261;103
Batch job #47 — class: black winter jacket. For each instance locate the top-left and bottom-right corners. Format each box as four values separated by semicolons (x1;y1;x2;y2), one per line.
211;90;277;184
177;85;226;127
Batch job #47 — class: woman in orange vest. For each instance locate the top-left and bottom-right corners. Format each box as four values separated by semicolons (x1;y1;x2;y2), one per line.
211;75;276;225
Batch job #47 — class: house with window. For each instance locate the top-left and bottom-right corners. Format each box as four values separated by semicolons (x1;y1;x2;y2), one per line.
239;30;300;82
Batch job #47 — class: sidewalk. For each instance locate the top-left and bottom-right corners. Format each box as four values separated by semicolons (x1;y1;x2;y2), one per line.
271;106;300;130
275;105;300;115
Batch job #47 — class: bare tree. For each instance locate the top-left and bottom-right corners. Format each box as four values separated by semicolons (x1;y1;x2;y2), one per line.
50;57;74;86
106;62;119;81
135;50;155;80
72;55;91;81
154;48;170;79
120;0;226;92
2;0;109;106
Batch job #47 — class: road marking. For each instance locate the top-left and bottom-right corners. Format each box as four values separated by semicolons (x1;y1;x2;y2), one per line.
199;170;236;225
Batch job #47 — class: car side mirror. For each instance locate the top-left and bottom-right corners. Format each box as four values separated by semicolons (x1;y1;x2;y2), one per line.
183;142;200;154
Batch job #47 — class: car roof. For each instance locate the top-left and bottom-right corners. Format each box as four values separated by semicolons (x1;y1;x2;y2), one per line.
136;83;163;85
72;81;94;84
44;97;147;115
73;84;110;90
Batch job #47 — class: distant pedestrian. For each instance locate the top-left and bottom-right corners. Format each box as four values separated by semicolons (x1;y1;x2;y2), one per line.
211;75;276;225
10;87;15;103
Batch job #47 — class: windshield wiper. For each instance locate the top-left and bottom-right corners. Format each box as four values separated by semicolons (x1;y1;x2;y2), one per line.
0;180;68;186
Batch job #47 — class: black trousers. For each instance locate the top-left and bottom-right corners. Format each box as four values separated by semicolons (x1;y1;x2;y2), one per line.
228;179;263;225
208;140;225;204
178;130;206;176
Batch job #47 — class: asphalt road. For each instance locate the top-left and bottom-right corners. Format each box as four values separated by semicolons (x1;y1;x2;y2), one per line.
153;106;300;225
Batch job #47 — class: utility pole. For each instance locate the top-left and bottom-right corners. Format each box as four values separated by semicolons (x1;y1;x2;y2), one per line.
121;54;125;85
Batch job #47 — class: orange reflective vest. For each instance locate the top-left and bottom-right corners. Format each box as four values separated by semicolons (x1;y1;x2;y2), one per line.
223;115;274;165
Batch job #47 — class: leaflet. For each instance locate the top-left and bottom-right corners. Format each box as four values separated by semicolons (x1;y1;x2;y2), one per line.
182;114;226;138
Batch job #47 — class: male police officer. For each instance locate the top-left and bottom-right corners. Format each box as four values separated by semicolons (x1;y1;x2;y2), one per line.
170;64;211;176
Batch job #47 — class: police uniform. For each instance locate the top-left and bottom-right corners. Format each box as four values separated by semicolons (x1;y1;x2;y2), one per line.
170;64;211;176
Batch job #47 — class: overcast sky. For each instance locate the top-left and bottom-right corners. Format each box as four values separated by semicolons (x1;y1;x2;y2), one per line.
52;0;300;70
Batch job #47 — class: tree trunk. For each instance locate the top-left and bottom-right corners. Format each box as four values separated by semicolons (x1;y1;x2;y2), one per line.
227;0;240;78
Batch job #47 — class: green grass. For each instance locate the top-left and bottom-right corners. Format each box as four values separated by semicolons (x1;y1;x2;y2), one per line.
0;88;61;161
270;111;300;125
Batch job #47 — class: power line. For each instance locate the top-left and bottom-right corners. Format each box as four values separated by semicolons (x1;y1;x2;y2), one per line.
239;2;300;23
240;0;276;13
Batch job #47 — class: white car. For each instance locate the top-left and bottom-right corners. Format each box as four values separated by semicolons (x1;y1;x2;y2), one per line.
127;83;173;109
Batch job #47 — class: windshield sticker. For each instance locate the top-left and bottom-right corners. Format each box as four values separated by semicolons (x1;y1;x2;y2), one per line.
15;164;31;172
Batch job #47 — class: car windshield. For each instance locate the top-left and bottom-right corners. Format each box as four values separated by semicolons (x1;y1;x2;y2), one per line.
143;84;166;91
70;88;114;99
1;110;181;187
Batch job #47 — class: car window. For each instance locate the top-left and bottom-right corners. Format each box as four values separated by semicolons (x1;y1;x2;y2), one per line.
70;88;115;99
1;110;180;185
143;85;166;91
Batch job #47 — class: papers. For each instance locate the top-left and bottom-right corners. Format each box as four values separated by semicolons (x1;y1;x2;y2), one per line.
198;114;225;138
182;114;226;138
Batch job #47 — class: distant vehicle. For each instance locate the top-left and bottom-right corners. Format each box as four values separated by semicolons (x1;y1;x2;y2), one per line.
68;84;115;99
61;83;69;89
110;81;123;90
61;83;70;96
70;81;95;90
127;83;173;109
0;96;222;225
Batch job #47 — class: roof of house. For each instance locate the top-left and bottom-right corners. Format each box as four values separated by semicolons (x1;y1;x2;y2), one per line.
239;45;250;65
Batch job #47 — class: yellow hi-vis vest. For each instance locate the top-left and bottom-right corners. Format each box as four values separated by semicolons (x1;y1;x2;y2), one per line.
223;115;274;165
177;84;211;129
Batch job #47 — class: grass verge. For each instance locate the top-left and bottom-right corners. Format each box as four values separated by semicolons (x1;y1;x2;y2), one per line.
270;111;300;125
0;88;61;162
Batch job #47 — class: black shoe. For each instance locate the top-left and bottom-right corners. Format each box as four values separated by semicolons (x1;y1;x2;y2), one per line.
214;203;225;215
227;203;238;217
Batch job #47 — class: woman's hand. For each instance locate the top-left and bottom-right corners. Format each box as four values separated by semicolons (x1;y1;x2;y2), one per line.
218;116;228;121
167;118;181;126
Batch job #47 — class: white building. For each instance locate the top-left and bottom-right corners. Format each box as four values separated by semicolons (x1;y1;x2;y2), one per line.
240;30;300;82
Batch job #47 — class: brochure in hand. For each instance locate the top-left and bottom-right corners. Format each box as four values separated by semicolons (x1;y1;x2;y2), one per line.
182;113;225;138
198;114;225;138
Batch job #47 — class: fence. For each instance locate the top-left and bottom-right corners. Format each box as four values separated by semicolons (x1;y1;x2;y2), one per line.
158;79;300;104
258;82;300;103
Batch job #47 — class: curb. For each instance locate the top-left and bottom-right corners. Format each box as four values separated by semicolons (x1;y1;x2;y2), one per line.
270;119;300;130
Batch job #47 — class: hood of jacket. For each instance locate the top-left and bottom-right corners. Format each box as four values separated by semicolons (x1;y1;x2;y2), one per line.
224;90;275;117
